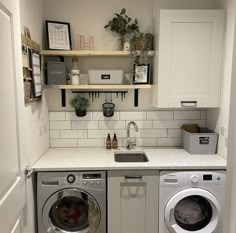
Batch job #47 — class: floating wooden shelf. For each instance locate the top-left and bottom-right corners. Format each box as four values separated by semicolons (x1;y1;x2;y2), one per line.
45;84;152;90
40;50;156;57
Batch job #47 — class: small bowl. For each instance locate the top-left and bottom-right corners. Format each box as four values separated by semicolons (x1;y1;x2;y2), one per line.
102;102;115;117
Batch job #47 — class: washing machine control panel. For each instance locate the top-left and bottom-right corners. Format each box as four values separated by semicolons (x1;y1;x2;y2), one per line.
62;172;105;188
160;171;225;186
67;174;76;183
191;175;198;183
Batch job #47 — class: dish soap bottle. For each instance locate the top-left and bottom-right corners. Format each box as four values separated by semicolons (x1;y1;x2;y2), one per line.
112;133;118;149
71;57;80;85
106;133;112;149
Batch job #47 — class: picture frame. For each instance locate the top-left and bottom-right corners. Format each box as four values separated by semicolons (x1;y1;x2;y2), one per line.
46;20;72;50
31;51;42;97
133;64;150;84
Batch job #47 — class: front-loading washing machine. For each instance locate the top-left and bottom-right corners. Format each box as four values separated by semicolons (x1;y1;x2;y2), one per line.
37;171;106;233
159;171;225;233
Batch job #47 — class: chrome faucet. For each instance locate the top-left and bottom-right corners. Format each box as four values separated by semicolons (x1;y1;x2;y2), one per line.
126;121;139;150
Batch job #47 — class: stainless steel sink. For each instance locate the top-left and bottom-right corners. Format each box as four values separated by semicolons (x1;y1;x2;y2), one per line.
114;151;149;162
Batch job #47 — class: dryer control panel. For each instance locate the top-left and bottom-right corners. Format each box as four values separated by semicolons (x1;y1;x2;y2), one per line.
160;171;225;186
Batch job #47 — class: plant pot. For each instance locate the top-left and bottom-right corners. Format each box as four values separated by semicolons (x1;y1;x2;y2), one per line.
102;102;115;117
75;108;87;117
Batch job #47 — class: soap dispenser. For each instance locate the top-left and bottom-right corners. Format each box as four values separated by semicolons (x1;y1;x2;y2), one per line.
106;133;112;149
112;133;118;149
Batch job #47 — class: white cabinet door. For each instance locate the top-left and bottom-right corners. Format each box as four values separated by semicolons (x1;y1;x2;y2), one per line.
108;170;158;233
157;10;225;108
0;0;26;232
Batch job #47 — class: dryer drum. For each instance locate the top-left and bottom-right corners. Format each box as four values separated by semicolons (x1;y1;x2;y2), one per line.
174;195;213;231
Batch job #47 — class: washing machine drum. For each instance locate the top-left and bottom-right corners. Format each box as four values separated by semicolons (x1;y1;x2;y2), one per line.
42;188;100;233
164;188;222;233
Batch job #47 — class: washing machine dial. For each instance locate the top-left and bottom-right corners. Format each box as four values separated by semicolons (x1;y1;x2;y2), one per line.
191;175;198;183
67;174;76;184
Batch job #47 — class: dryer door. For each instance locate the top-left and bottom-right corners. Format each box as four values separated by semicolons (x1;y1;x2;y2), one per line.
164;188;221;233
42;188;100;233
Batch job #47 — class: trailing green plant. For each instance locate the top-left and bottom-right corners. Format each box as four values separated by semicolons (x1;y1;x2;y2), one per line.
104;8;139;47
129;32;149;65
69;95;89;111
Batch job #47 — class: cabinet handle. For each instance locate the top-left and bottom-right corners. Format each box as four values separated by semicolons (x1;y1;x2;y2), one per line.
181;101;197;107
125;175;143;180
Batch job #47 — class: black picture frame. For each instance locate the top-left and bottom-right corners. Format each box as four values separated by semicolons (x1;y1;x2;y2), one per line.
30;50;42;97
46;20;72;50
133;64;150;84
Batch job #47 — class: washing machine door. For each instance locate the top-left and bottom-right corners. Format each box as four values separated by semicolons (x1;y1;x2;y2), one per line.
42;188;100;233
164;188;221;233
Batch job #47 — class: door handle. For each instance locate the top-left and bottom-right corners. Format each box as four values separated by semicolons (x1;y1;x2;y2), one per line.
181;101;197;107
24;166;34;178
125;175;143;180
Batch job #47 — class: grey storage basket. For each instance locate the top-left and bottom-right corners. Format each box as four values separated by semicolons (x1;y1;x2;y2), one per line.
182;128;218;154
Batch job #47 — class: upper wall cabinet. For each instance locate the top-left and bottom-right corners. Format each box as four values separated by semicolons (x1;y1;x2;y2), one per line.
155;10;225;108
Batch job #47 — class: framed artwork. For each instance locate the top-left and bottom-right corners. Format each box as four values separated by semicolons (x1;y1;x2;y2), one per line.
31;52;42;97
46;20;72;50
133;64;150;84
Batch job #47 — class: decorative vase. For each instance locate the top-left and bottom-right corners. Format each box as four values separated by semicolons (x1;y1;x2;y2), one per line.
118;36;125;51
75;108;87;117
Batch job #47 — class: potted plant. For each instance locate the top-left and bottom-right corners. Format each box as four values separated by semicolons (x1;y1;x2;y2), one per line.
129;32;154;68
104;8;139;50
69;95;89;117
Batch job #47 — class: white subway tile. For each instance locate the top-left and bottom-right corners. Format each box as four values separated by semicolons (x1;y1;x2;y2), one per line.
147;111;173;120
99;121;126;130
50;130;60;139
93;112;119;120
49;112;66;120
72;121;98;130
78;139;105;147
178;120;206;128
50;139;77;147
120;112;146;120
136;138;158;147
168;129;181;138
61;130;87;139
66;112;93;121
50;121;71;130
174;111;201;120
126;120;152;129
113;130;127;138
140;129;167;138
88;130;111;138
153;120;179;129
201;111;207;120
158;138;182;147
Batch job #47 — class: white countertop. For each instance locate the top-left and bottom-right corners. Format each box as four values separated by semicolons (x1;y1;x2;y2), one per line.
33;148;227;171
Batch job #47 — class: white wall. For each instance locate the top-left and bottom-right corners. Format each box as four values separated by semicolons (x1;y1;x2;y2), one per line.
20;1;49;233
43;0;216;112
207;0;235;158
20;0;49;167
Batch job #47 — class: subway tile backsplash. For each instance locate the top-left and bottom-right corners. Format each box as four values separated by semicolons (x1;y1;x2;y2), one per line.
49;110;207;148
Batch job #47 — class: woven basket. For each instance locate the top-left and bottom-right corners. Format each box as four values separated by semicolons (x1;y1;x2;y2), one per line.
24;81;31;100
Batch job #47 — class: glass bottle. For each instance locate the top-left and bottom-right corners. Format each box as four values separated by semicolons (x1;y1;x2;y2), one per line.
112;133;118;149
106;133;112;149
71;57;80;85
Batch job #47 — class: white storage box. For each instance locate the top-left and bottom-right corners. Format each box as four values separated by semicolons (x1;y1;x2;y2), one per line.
182;128;218;154
88;70;124;85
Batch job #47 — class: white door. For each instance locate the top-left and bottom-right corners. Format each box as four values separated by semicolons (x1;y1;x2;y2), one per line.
0;0;26;232
157;10;224;108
